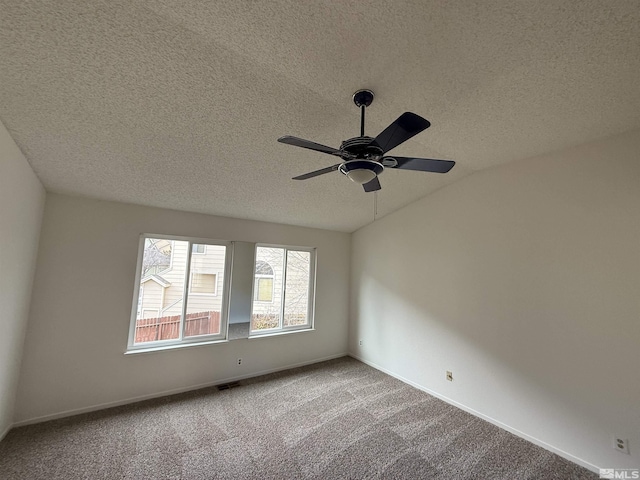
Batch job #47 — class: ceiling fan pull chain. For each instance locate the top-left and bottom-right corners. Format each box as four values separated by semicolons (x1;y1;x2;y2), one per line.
373;191;378;221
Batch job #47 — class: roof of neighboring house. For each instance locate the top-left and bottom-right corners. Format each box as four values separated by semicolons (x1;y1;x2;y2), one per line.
140;274;171;288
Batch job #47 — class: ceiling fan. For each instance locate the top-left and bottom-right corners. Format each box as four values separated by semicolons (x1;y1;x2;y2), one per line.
278;89;455;192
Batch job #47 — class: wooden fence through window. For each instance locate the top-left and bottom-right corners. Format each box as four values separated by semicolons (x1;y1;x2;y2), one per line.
135;311;221;343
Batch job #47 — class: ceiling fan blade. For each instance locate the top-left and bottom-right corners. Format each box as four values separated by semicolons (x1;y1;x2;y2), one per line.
363;177;381;192
390;156;455;173
370;112;431;154
278;136;343;156
292;164;341;180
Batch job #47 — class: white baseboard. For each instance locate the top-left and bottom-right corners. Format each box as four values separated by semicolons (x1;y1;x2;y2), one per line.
0;422;13;442
13;352;347;428
348;353;600;474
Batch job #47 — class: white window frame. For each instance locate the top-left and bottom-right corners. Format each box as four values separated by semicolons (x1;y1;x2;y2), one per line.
137;284;144;318
249;244;316;336
127;234;232;352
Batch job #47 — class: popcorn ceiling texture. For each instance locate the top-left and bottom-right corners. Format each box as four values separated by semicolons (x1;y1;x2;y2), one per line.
1;1;639;232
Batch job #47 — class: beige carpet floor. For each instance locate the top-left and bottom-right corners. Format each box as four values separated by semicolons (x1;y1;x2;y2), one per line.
0;356;597;479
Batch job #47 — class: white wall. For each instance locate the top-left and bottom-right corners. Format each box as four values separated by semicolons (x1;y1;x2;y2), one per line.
15;194;350;423
0;121;45;439
350;129;640;471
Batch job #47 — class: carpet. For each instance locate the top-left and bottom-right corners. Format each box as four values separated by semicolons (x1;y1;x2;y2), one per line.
0;357;597;479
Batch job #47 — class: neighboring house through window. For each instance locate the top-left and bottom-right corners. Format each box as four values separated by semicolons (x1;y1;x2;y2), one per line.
250;245;315;335
128;235;231;350
141;308;160;319
254;260;274;302
128;236;316;352
190;272;218;295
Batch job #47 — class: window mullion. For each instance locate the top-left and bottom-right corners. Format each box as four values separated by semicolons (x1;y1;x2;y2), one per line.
279;248;287;329
307;250;315;328
180;242;194;341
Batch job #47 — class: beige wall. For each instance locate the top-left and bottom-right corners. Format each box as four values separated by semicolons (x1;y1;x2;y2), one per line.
350;129;640;472
15;194;350;423
0;121;45;439
7;117;638;472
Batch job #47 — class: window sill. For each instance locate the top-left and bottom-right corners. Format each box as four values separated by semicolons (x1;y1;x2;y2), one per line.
125;338;227;355
249;327;315;340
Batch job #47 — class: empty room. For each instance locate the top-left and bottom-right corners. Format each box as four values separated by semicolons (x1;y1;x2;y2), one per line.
1;1;639;478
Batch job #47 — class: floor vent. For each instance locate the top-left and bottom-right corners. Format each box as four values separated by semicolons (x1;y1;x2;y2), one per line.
217;381;241;391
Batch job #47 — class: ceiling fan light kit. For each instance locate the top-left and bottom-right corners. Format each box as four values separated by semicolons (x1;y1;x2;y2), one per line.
346;169;375;185
277;89;455;192
339;160;383;185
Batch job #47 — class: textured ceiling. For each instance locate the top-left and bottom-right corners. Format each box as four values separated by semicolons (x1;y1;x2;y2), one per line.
1;1;639;232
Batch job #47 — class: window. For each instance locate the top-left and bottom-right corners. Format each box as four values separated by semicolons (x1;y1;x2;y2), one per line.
190;272;218;295
254;260;274;302
255;278;273;301
128;235;231;350
250;245;315;334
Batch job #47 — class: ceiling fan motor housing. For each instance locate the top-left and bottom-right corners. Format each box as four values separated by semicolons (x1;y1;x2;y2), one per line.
338;137;385;184
340;136;384;161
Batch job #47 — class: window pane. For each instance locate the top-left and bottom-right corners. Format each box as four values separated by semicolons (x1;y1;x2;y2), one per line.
191;273;216;294
134;239;187;344
184;244;226;338
284;250;311;327
256;277;274;301
252;247;284;331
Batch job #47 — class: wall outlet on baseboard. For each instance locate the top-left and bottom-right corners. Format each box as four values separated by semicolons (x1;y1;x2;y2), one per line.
237;358;242;365
613;436;630;454
446;371;453;381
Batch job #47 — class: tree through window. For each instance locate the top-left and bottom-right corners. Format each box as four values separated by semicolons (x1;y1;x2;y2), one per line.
129;236;231;350
251;246;315;334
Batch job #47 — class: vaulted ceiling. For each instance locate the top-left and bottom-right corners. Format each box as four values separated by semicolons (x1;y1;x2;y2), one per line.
1;1;639;232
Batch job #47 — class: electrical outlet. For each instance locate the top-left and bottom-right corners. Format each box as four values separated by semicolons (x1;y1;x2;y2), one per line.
613;436;630;454
237;358;242;365
359;340;363;346
446;371;453;381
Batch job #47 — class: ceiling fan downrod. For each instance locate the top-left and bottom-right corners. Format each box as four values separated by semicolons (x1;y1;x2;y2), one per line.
352;89;374;137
